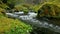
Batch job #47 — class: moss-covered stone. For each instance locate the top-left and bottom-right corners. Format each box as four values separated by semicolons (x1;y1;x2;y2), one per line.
37;3;60;18
37;2;60;26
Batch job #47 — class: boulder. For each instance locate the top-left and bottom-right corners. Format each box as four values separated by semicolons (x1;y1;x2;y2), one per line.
37;3;60;26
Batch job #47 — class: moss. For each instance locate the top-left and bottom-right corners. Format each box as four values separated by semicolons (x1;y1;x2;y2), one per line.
37;2;60;18
0;8;6;14
0;3;8;9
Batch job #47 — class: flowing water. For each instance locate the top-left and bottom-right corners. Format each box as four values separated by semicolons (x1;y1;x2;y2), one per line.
6;11;60;33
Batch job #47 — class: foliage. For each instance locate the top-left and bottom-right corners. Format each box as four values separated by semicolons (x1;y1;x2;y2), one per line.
0;8;6;14
15;4;33;14
37;2;60;17
0;3;8;9
7;0;25;5
32;4;41;12
0;15;32;34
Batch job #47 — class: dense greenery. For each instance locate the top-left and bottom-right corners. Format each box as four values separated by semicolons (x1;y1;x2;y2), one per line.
0;14;32;34
0;4;32;34
0;0;60;34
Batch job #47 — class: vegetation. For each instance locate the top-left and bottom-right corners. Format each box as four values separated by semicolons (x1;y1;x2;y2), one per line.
37;1;60;26
0;2;33;33
0;14;32;34
36;0;60;18
0;1;33;34
37;3;60;17
0;0;60;34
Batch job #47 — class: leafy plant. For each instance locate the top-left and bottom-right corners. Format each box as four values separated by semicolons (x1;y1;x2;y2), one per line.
0;14;32;34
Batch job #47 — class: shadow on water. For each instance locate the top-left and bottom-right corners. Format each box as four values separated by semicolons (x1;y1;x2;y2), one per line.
47;18;60;26
35;17;60;34
37;16;60;26
30;27;60;34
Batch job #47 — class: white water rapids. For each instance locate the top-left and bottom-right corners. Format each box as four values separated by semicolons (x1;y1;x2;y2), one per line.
6;12;60;33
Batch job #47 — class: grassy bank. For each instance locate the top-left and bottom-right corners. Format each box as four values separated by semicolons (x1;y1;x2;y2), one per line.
0;12;32;34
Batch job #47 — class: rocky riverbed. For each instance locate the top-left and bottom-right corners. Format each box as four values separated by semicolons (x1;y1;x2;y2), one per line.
6;11;60;34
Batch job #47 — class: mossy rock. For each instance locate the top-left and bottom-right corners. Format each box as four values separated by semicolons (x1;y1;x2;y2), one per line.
37;2;60;26
37;3;60;18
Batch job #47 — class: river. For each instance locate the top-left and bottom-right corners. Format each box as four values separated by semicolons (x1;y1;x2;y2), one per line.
6;11;60;34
